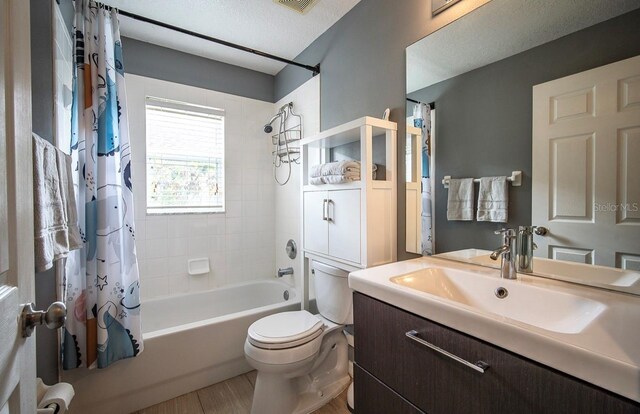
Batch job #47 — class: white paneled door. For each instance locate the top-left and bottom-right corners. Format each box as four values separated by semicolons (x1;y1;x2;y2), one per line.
0;1;37;413
532;55;640;268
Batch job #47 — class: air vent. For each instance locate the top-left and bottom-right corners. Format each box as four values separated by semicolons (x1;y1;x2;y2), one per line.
274;0;320;14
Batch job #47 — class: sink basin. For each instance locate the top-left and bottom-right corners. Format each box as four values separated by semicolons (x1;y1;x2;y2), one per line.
436;249;640;292
391;267;607;334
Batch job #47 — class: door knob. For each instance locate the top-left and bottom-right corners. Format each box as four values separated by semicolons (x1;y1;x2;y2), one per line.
21;301;66;338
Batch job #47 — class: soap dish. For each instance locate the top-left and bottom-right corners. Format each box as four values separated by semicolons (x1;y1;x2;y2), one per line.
188;258;210;275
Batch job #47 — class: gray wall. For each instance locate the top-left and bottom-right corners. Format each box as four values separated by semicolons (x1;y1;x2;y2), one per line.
275;0;640;258
275;0;438;260
31;0;75;385
121;38;275;102
408;9;640;253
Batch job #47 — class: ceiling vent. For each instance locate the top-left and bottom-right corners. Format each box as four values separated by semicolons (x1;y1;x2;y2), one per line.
274;0;320;14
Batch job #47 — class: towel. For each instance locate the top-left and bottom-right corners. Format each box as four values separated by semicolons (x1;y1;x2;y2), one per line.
309;171;361;185
477;176;508;223
310;160;361;177
309;160;378;178
33;133;82;272
446;178;474;221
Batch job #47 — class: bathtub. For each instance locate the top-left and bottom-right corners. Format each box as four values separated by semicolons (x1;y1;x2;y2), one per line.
65;280;299;414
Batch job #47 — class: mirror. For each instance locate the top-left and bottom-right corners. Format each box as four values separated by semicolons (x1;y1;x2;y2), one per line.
405;0;640;295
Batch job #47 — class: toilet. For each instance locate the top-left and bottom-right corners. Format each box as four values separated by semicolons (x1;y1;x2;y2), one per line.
244;260;352;414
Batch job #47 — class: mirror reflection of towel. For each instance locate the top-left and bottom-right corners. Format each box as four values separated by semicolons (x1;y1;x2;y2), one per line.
477;176;508;223
447;178;474;221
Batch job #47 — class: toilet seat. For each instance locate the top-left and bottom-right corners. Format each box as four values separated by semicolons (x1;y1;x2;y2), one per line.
248;310;324;350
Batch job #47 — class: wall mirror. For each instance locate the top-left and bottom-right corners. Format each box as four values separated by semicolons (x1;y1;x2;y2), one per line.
405;0;640;295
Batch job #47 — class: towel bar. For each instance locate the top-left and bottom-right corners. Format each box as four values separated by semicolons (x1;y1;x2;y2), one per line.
442;171;522;188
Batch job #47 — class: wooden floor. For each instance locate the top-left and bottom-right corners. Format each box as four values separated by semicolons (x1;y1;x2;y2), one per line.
133;371;350;414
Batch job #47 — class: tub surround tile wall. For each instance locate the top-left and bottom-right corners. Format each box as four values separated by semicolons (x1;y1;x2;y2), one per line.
273;76;320;294
126;74;276;300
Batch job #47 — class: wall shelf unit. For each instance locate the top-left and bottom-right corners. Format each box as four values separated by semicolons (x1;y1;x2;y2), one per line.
300;116;397;309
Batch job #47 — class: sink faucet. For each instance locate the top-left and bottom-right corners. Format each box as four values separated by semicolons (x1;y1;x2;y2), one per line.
490;228;517;279
277;267;294;278
516;226;548;273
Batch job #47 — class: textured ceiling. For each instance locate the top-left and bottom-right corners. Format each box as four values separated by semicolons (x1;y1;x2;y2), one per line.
101;0;361;75
407;0;640;93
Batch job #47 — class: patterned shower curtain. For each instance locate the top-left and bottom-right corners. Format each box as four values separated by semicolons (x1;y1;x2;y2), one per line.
414;103;433;256
62;0;143;370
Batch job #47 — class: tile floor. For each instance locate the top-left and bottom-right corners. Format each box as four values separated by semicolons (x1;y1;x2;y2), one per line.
133;371;350;414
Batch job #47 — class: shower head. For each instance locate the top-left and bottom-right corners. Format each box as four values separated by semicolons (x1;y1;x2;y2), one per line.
264;114;281;134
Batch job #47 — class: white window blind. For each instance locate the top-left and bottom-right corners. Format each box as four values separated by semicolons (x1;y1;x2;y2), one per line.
145;97;225;214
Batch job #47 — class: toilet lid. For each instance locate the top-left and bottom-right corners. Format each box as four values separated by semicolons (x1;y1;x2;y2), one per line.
248;310;324;350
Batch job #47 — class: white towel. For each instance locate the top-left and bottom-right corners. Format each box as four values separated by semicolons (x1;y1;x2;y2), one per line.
309;171;361;185
310;160;361;177
309;160;378;178
477;176;508;223
447;178;474;221
33;133;82;272
309;176;325;185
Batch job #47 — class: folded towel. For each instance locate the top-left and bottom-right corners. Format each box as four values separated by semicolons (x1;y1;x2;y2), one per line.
310;160;360;177
309;171;361;185
447;178;474;221
309;176;325;185
477;176;508;223
33;133;82;272
309;160;378;178
322;173;360;184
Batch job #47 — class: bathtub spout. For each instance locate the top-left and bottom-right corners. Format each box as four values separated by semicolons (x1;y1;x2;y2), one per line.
277;267;293;278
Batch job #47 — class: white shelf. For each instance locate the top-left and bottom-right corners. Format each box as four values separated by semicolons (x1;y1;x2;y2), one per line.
299;115;398;313
303;181;363;192
299;116;397;148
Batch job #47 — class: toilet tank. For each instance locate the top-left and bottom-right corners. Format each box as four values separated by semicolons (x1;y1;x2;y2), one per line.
312;260;353;325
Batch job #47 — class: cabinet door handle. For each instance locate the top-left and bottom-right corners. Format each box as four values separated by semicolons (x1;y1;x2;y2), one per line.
326;199;333;222
322;199;328;221
405;330;489;374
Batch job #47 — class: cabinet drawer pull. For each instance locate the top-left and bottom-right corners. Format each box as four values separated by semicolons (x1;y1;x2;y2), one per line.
405;330;489;374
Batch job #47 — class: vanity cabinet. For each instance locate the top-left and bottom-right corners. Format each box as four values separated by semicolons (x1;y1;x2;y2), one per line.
353;292;640;414
303;189;361;263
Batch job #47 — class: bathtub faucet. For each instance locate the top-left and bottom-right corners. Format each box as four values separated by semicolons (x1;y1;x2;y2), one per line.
277;267;294;278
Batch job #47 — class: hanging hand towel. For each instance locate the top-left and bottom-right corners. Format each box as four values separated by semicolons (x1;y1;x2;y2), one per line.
32;133;82;272
477;176;508;223
447;178;474;221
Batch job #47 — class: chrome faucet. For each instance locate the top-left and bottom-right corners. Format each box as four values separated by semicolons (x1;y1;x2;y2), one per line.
277;267;294;278
516;226;548;273
490;228;517;279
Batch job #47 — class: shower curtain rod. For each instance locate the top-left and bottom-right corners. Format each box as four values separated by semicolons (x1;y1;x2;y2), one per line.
101;5;321;76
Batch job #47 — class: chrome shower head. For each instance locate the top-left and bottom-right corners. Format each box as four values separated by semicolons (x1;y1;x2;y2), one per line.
264;114;281;134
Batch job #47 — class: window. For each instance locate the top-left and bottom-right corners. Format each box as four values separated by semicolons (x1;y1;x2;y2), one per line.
145;97;225;214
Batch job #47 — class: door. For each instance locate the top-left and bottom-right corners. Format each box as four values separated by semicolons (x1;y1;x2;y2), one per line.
0;1;37;412
304;191;329;255
532;55;640;268
328;189;361;263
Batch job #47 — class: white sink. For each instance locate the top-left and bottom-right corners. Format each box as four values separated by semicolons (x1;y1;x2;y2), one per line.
391;267;606;334
348;256;640;403
436;249;640;292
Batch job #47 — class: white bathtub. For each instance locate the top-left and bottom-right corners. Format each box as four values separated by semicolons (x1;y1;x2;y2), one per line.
65;280;299;414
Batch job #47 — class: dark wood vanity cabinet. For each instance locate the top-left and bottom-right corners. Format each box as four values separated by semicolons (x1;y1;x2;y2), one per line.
353;292;640;414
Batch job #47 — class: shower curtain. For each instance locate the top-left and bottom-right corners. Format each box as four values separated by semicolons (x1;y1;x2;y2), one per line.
62;0;143;369
414;103;433;256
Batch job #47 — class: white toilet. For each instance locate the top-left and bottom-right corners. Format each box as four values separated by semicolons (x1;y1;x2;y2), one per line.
244;260;352;414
